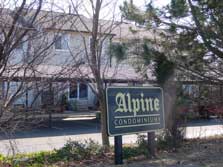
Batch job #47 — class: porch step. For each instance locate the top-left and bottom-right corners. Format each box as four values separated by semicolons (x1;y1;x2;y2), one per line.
76;100;89;111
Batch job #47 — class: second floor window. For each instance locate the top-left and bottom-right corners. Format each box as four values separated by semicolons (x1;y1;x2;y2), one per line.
55;34;69;50
16;42;24;50
89;37;99;50
15;36;28;51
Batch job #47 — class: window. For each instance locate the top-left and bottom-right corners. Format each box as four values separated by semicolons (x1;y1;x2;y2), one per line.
182;85;191;95
89;37;99;50
55;34;69;50
69;83;78;98
16;42;23;50
79;83;88;98
15;37;28;51
69;83;88;99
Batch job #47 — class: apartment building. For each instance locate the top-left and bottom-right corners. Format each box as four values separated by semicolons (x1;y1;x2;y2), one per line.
1;9;153;111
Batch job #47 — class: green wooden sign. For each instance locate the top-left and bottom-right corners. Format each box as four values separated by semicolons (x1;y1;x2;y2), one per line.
106;87;165;136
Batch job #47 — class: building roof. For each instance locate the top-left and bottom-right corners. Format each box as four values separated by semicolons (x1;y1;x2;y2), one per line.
0;9;158;83
2;64;155;83
112;22;162;42
1;8;158;38
0;8;116;36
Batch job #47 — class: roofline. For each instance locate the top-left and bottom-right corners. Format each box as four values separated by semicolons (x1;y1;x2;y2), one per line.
46;28;116;36
2;76;223;85
0;76;154;84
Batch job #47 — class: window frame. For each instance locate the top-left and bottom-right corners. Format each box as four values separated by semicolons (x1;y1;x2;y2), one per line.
55;34;70;51
15;36;28;52
79;83;88;99
89;36;100;51
68;82;88;100
69;82;78;99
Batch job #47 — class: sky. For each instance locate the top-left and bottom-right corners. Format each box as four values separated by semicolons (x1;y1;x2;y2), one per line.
90;0;170;20
4;0;170;20
114;0;170;19
43;0;170;19
118;0;170;8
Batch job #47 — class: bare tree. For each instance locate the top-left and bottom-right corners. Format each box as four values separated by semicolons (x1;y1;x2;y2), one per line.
0;0;122;150
62;0;121;147
0;0;76;135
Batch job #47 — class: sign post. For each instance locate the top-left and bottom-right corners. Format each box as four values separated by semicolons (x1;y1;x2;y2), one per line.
106;87;164;164
114;135;123;164
147;131;156;157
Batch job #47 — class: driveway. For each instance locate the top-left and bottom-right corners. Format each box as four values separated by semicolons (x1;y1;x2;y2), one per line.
0;118;223;155
0;117;140;155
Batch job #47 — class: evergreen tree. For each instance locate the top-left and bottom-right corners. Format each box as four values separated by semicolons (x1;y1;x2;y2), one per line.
120;0;223;83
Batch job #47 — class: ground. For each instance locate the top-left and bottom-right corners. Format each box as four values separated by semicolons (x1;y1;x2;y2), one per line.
57;138;223;167
1;118;223;166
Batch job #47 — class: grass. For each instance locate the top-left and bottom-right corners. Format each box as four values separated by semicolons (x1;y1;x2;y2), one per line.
0;139;111;166
0;137;151;166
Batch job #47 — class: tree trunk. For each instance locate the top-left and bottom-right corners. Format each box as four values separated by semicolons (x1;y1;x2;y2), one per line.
88;0;109;147
99;90;110;147
163;74;177;134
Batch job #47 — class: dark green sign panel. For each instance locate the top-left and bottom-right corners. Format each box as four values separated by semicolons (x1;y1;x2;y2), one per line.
106;87;165;136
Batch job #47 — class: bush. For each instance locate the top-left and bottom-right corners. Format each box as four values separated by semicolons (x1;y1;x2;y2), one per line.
56;139;104;161
68;100;77;111
123;146;142;159
96;112;101;121
60;94;68;110
136;134;147;149
0;139;105;166
0;154;4;161
1;137;160;166
122;134;149;159
136;134;149;156
157;130;183;150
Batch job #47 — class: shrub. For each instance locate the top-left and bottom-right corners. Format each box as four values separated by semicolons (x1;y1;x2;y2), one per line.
68;100;77;111
122;134;150;159
56;139;104;161
123;146;143;159
0;139;105;166
157;130;183;150
136;134;147;149
0;154;4;161
59;94;68;111
96;112;101;120
136;134;149;156
0;140;95;166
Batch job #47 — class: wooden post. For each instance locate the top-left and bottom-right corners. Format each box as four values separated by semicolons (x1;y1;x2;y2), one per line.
147;132;156;158
114;135;123;165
